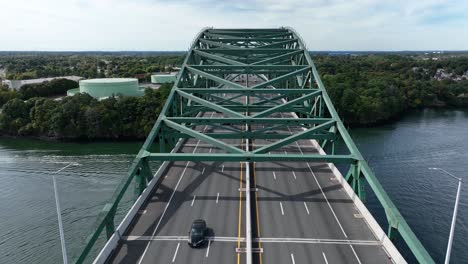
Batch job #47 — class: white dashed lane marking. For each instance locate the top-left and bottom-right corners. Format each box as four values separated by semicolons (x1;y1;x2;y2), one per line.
191;195;196;207
303;202;310;215
290;253;296;264
172;243;180;263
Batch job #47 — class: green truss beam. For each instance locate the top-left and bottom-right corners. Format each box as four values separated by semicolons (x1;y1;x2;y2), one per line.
249;66;311;88
166;117;332;125
253;120;335;154
185;66;246;89
179;88;317;94
146;153;355;163
250;49;303;65
253;90;321;117
163;118;244;154
176;89;244;118
194;50;247;66
75;27;434;264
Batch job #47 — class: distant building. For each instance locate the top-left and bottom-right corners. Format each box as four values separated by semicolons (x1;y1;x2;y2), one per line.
2;76;83;90
67;78;145;99
151;72;178;85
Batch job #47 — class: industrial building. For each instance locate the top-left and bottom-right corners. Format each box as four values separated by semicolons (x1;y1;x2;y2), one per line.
150;72;177;84
67;78;145;99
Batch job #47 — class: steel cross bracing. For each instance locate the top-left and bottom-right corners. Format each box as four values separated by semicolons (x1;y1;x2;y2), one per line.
75;28;434;264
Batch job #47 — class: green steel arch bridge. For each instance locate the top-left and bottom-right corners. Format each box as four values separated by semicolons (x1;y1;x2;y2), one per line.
74;28;434;264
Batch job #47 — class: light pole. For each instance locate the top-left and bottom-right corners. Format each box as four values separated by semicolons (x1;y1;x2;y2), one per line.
53;162;79;264
429;167;463;264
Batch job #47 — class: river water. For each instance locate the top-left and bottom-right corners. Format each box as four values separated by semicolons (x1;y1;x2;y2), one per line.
0;109;467;263
349;109;468;263
0;140;141;263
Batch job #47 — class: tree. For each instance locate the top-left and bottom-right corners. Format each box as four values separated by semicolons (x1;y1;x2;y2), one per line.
0;98;30;134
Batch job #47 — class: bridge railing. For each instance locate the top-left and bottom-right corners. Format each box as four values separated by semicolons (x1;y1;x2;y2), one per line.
71;157;159;263
286;26;435;264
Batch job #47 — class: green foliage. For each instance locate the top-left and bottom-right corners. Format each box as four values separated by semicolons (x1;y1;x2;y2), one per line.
0;53;184;80
1;52;467;139
0;86;173;140
0;86;20;108
314;54;468;125
0;98;31;134
19;78;78;99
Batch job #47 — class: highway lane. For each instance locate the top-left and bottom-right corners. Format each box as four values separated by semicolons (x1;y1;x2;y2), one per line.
251;112;394;263
106;74;397;263
108;112;246;264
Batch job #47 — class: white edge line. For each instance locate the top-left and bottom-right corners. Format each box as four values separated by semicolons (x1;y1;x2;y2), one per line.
287;111;406;264
251;74;404;263
94;112;207;264
295;130;363;264
137;142;197;264
93;134;187;264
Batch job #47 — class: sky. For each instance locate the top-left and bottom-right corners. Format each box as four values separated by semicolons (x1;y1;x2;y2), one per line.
0;0;467;51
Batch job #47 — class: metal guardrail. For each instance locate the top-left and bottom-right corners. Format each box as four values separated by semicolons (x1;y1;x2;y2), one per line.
72;158;159;263
286;26;435;264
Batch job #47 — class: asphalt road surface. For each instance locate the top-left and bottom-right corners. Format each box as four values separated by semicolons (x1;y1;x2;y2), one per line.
250;112;393;264
109;111;246;264
107;76;396;263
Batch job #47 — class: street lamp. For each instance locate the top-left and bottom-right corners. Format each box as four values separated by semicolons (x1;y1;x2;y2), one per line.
428;167;463;264
53;162;79;264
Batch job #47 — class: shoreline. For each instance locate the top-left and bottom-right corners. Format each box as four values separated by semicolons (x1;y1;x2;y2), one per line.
346;105;468;128
1;107;467;143
0;134;146;143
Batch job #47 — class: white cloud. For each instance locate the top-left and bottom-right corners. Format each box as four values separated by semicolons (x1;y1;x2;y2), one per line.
0;0;467;50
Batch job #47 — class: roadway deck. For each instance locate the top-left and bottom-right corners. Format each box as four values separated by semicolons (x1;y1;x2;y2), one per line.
107;112;394;264
105;72;396;263
108;112;246;264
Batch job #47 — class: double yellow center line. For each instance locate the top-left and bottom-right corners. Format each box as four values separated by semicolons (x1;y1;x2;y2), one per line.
237;161;243;264
253;162;263;264
237;139;263;264
237;134;245;264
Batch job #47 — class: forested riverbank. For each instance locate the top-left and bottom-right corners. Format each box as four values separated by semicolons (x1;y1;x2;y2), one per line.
1;52;468;140
0;83;171;140
315;54;468;125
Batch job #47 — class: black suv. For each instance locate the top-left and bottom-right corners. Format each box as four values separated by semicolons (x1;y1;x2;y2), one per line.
188;219;207;248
